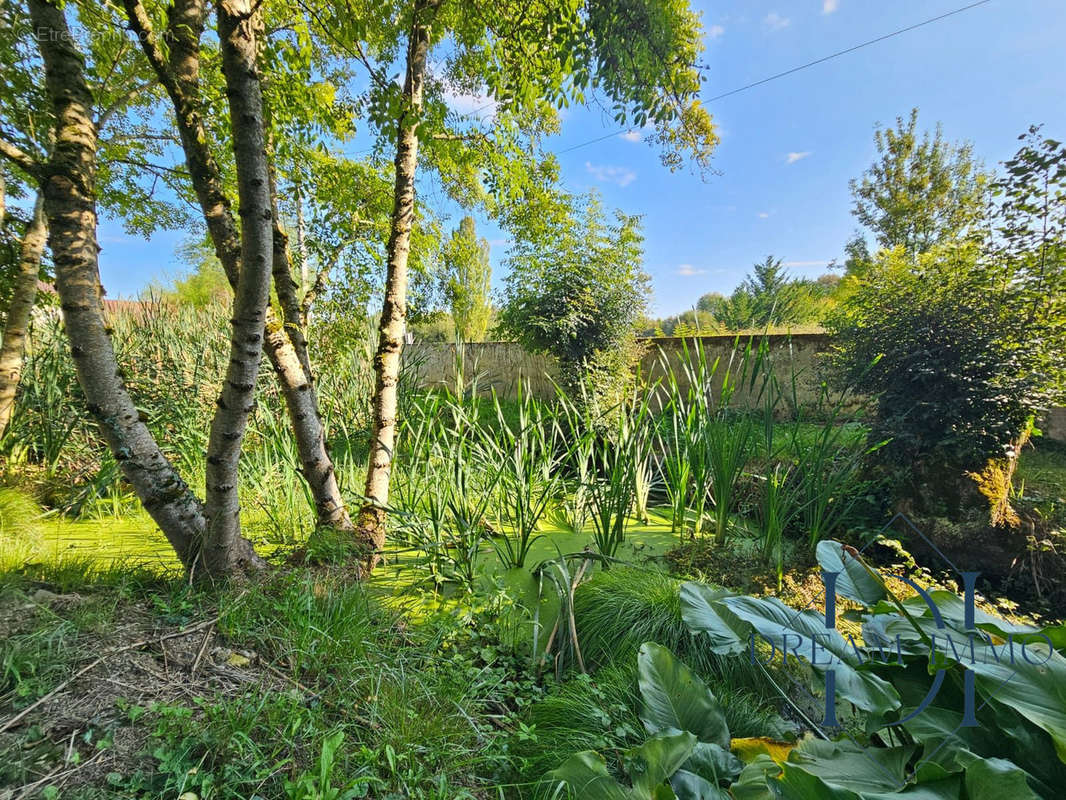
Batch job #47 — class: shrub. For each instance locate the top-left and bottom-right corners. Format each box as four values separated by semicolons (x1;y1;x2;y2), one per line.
497;193;650;409
827;241;1064;496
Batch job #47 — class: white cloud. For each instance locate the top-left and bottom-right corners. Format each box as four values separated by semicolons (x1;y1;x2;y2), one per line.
442;87;496;118
822;0;839;13
677;264;707;277
764;12;790;31
620;130;642;142
585;161;637;187
757;211;771;219
784;260;831;268
786;151;812;164
707;24;725;39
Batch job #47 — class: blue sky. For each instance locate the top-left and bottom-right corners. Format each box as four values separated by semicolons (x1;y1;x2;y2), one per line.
97;0;1066;317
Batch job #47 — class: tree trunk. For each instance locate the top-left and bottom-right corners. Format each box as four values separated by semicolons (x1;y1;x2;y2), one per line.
269;209;351;529
121;0;353;534
28;0;205;569
198;0;275;575
0;194;46;436
355;0;439;573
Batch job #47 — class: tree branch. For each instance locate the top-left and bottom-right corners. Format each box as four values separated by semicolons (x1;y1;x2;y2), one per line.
95;79;155;132
0;135;41;181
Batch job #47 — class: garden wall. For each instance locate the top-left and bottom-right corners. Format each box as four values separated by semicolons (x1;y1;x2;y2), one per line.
406;333;1066;443
405;333;831;410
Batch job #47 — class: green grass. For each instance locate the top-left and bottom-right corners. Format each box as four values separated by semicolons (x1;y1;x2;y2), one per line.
0;562;539;798
1015;438;1066;528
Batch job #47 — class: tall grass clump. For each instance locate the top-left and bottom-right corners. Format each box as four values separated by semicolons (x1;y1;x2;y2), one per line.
486;385;562;569
584;395;653;561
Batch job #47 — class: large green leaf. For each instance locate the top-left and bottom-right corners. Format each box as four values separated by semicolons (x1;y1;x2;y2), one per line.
678;583;748;655
682;741;743;785
872;590;1066;650
544;733;696;800
718;595;901;715
668;770;729;800
628;732;698;796
956;753;1038;800
543;751;631;800
729;755;781;800
816;540;887;607
785;739;914;795
777;763;962;799
921;634;1066;762
637;643;730;747
904;699;1063;796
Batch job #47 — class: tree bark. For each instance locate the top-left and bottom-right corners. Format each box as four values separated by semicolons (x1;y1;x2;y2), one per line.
199;0;275;575
27;0;206;569
355;0;440;573
121;0;353;533
0;193;46;436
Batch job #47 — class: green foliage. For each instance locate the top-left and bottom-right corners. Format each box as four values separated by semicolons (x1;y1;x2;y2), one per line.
849;108;988;259
498;194;650;406
542;644;744;799
0;488;42;567
827;239;1064;479
679;548;1066;797
155;235;231;308
547;560;1066;799
443;216;493;342
830;128;1065;492
696;258;833;331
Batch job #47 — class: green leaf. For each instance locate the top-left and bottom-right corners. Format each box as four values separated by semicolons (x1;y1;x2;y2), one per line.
668;770;729;800
728;755;780;800
940;638;1066;762
544;751;631;800
786;738;914;794
961;755;1038;800
628;732;697;796
637;643;729;747
719;595;901;715
682;741;743;785
678;583;747;655
816;540;887;607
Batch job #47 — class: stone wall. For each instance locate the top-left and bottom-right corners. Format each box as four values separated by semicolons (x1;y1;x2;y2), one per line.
405;333;1066;443
405;333;831;409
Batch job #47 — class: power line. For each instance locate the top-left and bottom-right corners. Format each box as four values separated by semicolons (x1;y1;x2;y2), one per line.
705;0;992;103
556;0;993;156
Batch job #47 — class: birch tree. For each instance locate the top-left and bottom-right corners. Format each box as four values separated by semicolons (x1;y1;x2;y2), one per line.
2;0;279;576
320;0;720;573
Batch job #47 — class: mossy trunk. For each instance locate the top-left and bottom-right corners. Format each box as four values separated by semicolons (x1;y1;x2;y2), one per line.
198;0;275;575
355;0;440;574
0;194;46;436
28;0;207;570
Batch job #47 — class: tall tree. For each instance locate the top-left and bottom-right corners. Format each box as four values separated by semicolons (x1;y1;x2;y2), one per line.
342;0;719;573
0;0;187;441
119;0;356;532
16;0;210;570
498;193;649;402
739;256;801;327
6;0;278;576
443;216;491;342
850;108;987;259
355;0;442;571
200;0;276;573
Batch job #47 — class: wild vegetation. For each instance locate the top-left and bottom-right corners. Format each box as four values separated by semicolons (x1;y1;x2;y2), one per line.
0;0;1063;798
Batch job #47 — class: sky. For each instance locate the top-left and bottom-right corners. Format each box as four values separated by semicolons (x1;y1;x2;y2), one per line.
95;0;1066;317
